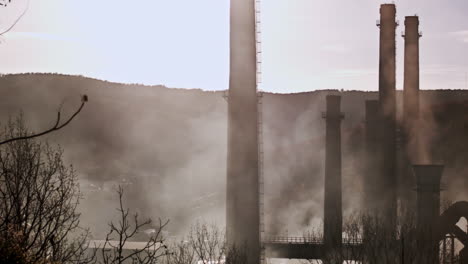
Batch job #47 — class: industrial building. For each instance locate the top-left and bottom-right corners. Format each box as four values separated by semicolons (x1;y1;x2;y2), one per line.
227;1;468;263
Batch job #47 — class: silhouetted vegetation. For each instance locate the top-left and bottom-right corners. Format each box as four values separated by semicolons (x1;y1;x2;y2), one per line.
167;222;247;264
0;116;93;264
0;95;87;145
0;0;29;35
301;211;460;264
96;185;170;264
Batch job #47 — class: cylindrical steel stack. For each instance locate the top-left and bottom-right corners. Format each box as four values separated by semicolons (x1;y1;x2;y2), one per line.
226;0;260;263
414;165;443;264
364;100;382;216
323;95;344;259
378;3;398;230
400;15;422;216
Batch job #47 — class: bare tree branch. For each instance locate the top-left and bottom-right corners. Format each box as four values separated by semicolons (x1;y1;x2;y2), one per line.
167;222;247;264
0;0;30;36
99;185;170;264
0;94;88;146
0;117;95;263
0;0;11;7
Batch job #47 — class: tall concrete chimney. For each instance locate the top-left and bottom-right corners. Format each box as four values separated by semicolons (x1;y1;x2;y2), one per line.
401;16;421;214
364;100;382;216
377;3;397;229
413;165;443;263
323;95;344;256
403;16;420;135
226;0;260;263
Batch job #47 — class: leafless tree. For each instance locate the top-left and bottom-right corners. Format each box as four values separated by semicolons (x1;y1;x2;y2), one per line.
166;239;196;264
359;211;449;264
167;222;247;264
0;115;94;264
0;95;88;146
188;222;227;264
301;211;451;264
97;185;170;264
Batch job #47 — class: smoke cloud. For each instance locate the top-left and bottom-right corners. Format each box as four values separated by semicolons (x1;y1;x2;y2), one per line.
1;74;468;239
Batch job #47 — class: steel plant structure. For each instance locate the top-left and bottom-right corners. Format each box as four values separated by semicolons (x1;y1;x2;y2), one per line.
226;1;468;263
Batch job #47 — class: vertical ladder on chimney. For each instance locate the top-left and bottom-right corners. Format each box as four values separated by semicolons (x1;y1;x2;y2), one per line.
255;0;265;263
257;91;265;264
395;19;399;94
255;0;262;88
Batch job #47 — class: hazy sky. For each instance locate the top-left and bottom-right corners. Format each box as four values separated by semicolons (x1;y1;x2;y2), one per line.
0;0;467;92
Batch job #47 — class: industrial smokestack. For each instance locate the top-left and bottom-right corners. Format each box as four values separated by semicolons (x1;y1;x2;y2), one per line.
414;165;443;231
323;95;343;255
226;0;260;263
364;100;382;216
377;3;397;229
401;15;422;216
403;16;421;136
413;164;443;263
378;4;397;117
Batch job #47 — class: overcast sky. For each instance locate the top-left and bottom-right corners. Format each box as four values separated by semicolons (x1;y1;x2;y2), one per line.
0;0;467;92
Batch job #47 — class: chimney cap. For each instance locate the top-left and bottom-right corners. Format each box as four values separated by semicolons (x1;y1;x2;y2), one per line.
380;3;396;13
404;16;420;26
324;95;343;119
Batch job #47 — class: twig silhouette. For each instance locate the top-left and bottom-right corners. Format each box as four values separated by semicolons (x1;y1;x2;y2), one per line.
0;0;30;36
0;95;88;145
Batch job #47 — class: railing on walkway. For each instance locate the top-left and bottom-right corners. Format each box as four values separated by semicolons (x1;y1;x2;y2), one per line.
263;236;363;246
263;236;322;245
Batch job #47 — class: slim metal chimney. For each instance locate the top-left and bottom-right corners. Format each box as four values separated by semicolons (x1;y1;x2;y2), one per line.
226;0;260;263
413;165;443;263
401;16;421;214
378;4;397;117
377;3;397;229
364;100;382;216
414;165;443;231
403;16;421;136
323;95;344;255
